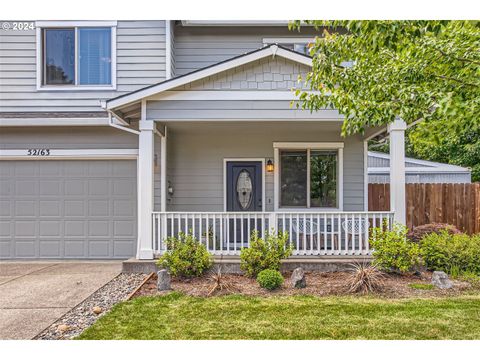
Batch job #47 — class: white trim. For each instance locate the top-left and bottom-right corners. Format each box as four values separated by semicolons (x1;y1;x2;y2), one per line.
0;118;110;127
35;21;117;91
160;127;167;212
273;142;344;149
107;45;312;109
149;90;310;101
223;158;266;212
35;21;118;28
273;142;344;212
0;148;138;160
155;118;344;123
165;20;172;80
263;37;315;44
181;20;289;27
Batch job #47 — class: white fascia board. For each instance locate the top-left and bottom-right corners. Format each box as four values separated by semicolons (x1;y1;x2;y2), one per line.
369;167;471;174
273;142;344;149
0;149;138;160
107;45;312;110
181;20;289;26
0;118;110;127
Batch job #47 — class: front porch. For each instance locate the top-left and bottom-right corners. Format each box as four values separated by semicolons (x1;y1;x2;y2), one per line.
103;45;407;261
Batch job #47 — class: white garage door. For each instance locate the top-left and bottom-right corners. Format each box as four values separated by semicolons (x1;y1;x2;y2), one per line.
0;160;137;259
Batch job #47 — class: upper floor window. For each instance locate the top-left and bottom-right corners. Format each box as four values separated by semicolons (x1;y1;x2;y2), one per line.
37;21;116;90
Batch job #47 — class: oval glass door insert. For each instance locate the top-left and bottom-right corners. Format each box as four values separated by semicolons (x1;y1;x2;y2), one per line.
236;170;253;209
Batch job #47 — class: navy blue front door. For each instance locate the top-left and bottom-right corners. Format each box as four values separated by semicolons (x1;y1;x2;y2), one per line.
226;161;262;212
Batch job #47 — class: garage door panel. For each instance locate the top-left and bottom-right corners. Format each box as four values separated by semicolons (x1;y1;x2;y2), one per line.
39;200;62;216
88;179;110;196
39;240;61;257
64;240;86;257
64;200;85;217
1;160;136;259
89;200;110;216
14;221;36;237
89;241;110;257
14;200;36;217
65;180;86;195
114;241;135;257
15;241;36;257
15;180;37;196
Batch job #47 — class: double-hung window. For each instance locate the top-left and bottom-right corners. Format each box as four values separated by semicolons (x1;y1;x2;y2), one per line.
37;22;116;89
274;143;343;210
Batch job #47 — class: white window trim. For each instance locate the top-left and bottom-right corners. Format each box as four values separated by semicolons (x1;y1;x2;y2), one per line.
36;21;117;91
273;142;344;212
223;158;266;212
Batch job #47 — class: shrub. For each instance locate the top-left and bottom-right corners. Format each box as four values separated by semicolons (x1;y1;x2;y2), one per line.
346;262;385;294
157;232;213;277
240;231;293;277
257;269;284;290
420;231;480;275
407;223;461;243
370;223;423;273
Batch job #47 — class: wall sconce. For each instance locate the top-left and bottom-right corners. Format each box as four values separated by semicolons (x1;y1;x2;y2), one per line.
266;159;274;173
167;181;174;196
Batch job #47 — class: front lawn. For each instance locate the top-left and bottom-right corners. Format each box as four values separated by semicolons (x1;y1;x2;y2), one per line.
77;292;480;340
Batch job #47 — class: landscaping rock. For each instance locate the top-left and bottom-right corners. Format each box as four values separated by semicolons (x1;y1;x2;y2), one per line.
290;267;306;288
92;306;102;315
431;271;453;289
57;324;70;332
157;269;171;291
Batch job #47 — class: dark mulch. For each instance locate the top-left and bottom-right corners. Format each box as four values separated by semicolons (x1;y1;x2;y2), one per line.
132;270;472;299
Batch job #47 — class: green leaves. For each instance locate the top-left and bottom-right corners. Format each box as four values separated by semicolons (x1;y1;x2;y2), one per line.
291;21;480;137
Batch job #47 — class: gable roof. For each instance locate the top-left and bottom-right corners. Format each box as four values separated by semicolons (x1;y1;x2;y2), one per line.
105;44;312;110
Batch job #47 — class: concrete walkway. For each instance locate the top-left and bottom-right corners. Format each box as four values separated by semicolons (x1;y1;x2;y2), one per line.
0;261;121;340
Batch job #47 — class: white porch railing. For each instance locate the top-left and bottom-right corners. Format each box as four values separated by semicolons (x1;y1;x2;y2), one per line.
152;211;394;256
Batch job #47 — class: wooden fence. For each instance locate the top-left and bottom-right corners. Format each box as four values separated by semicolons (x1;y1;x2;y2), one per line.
368;183;480;234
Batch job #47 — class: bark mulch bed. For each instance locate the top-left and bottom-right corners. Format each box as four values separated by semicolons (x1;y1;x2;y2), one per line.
132;271;473;299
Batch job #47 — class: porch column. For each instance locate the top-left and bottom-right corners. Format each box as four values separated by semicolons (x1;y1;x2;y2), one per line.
388;118;407;225
137;119;155;259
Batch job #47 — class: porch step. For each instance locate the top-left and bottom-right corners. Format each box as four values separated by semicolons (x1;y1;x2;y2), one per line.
122;255;371;274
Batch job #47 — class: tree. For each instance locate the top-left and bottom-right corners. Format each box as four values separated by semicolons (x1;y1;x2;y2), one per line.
289;20;480;137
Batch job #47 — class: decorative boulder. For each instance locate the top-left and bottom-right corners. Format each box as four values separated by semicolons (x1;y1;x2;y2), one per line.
157;269;171;291
431;271;453;289
290;267;306;288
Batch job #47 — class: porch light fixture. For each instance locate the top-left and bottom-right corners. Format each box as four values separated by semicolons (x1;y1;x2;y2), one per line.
167;181;174;196
266;159;274;173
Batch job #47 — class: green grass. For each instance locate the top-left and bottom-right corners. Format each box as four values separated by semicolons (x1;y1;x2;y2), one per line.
408;283;435;290
77;292;480;340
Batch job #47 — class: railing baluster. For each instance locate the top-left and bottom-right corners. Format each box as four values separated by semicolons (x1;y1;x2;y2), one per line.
240;213;244;251
234;213;237;255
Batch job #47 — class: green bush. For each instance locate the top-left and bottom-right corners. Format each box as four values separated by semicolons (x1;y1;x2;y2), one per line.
157;232;213;277
257;269;284;290
370;223;423;273
240;231;293;277
420;231;480;275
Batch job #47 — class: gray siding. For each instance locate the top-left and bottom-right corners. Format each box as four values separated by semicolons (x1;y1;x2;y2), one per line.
0;127;138;149
0;20;166;113
173;25;321;75
161;122;365;212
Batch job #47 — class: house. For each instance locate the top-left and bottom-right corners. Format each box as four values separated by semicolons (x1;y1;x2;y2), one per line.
0;20;404;261
368;151;471;184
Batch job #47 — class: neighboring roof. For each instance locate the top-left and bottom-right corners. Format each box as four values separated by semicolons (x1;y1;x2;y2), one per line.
368;151;471;174
180;20;291;27
105;44;312;110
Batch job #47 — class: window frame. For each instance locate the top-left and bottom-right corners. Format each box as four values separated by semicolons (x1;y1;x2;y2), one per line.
274;142;344;212
36;21;117;91
263;37;315;55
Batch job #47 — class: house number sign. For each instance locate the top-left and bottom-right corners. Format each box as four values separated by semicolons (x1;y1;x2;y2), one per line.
27;149;51;156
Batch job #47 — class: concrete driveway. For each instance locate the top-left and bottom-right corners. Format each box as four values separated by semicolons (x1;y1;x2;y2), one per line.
0;261;121;340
